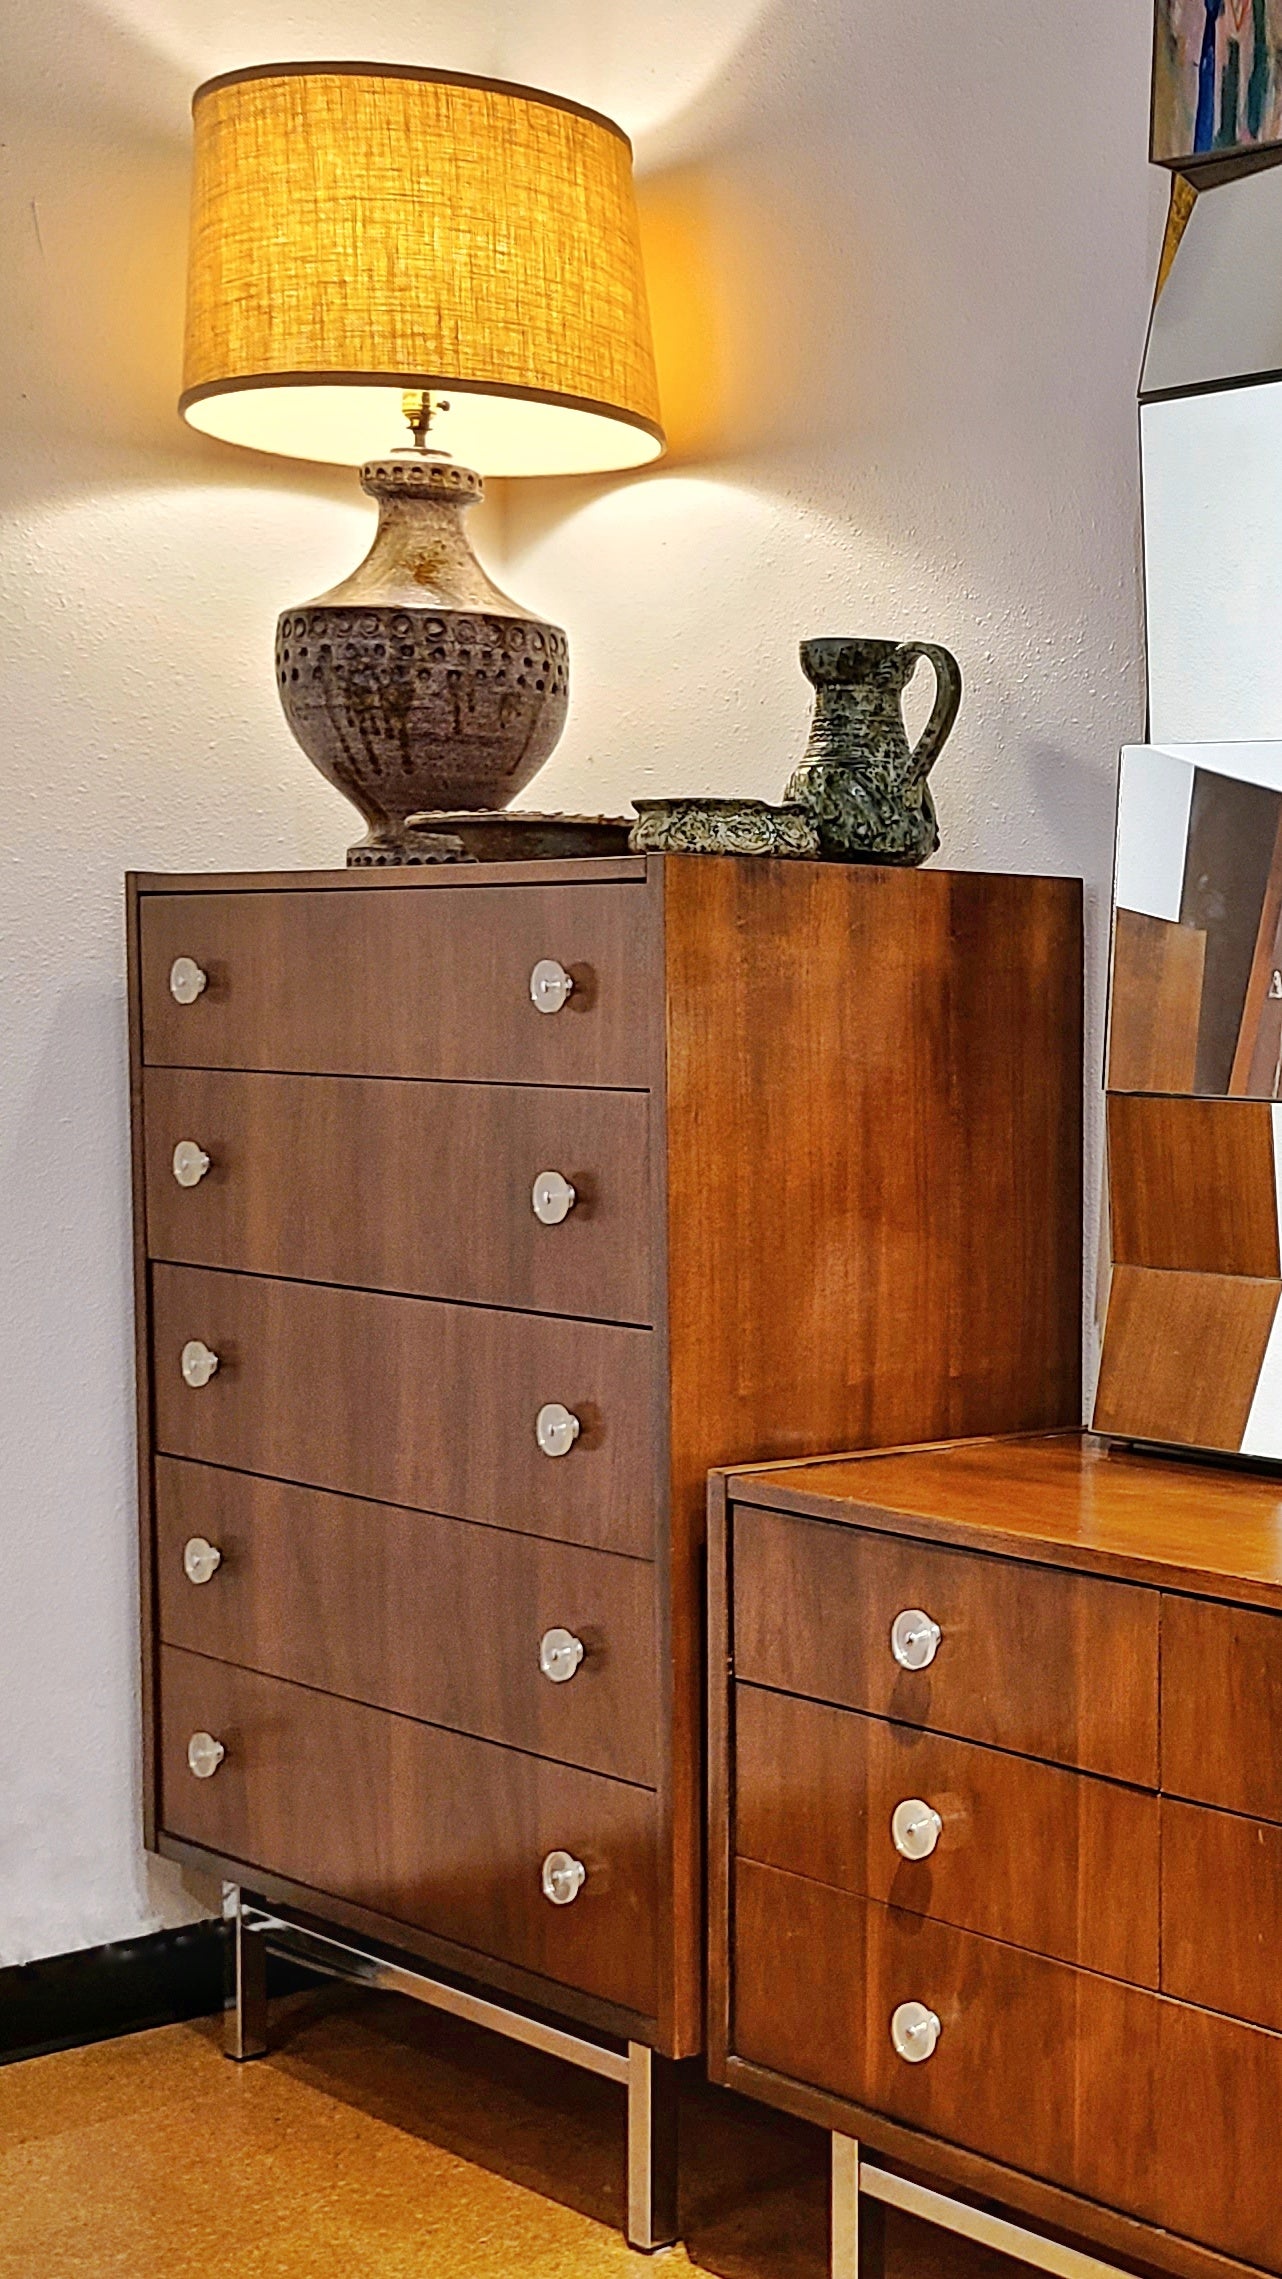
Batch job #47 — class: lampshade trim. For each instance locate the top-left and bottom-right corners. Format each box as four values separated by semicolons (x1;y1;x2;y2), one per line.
178;370;666;454
191;60;633;152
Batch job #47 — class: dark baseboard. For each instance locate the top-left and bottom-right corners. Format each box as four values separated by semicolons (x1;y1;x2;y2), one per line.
0;1920;230;2067
1;1919;336;2069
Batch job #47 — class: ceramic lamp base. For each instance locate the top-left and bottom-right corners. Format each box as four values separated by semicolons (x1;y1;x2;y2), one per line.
276;454;569;859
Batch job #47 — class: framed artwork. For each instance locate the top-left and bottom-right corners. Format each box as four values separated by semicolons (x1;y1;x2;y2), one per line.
1153;0;1282;167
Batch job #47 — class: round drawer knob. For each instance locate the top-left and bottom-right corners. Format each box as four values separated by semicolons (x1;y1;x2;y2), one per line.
536;1402;581;1458
169;957;208;1005
183;1536;222;1586
539;1627;586;1684
541;1849;586;1905
180;1339;220;1389
890;2001;941;2065
891;1798;943;1862
890;1607;942;1671
532;1170;577;1226
172;1140;212;1188
530;958;574;1015
187;1730;226;1780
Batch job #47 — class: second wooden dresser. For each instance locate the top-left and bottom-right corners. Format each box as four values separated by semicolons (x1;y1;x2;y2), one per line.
710;1431;1282;2279
129;853;1081;2063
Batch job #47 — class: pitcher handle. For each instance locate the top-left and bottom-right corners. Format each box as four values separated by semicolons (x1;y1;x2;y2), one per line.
896;642;962;787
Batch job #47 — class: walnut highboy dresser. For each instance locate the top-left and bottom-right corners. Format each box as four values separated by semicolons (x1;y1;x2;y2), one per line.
710;1430;1282;2279
128;853;1081;2246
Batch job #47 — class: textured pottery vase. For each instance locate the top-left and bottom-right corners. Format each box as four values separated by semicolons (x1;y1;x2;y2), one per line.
276;456;569;863
783;637;962;865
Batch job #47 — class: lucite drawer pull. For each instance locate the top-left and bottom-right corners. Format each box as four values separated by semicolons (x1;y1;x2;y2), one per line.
891;1798;943;1861
539;1627;585;1684
541;1849;586;1905
180;1339;220;1389
172;1140;211;1188
535;1402;581;1458
531;1169;576;1225
169;957;208;1005
529;958;574;1015
890;1607;942;1671
187;1731;226;1780
183;1536;222;1586
890;2001;941;2064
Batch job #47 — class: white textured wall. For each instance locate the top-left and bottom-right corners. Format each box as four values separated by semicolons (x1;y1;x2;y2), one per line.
0;1;1162;1964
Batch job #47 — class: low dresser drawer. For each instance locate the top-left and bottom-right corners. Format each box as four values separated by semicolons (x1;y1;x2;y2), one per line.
1162;1592;1282;1821
159;1647;658;2018
156;1461;658;1785
138;884;652;1087
733;1860;1282;2274
143;1068;652;1325
150;1264;654;1556
1162;1796;1282;2031
733;1506;1158;1783
734;1686;1158;1984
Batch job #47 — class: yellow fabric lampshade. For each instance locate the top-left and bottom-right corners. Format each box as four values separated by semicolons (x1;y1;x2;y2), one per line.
181;63;664;475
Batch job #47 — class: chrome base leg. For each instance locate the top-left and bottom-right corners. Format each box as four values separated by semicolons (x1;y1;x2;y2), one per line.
625;2042;680;2252
832;2136;886;2279
224;1885;268;2061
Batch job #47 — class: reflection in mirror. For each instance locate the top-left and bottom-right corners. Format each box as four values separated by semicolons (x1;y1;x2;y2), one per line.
1110;743;1282;1097
1142;164;1282;400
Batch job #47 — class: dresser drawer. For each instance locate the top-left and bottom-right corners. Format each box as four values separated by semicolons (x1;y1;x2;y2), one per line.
138;884;652;1086
1163;1592;1282;1822
159;1647;657;2017
734;1686;1157;1984
143;1069;652;1325
733;1860;1282;2274
155;1460;657;1785
151;1265;654;1556
733;1507;1158;1783
1162;1796;1282;2031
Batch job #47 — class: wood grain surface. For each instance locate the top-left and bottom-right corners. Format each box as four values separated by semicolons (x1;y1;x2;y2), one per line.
1093;1264;1279;1450
662;861;1083;1496
155;1459;657;1785
138;883;656;1086
159;1646;658;2016
733;1861;1282;2275
726;1430;1282;1603
734;1684;1159;1983
1107;908;1206;1093
1162;1796;1282;2031
732;1503;1158;1782
143;1067;652;1325
150;1264;656;1556
1106;1093;1281;1277
1163;1592;1282;1820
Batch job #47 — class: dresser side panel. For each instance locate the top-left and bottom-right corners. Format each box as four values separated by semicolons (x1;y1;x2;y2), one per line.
662;860;1083;1517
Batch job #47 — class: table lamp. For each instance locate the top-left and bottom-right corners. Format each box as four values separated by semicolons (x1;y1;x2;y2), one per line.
181;63;664;862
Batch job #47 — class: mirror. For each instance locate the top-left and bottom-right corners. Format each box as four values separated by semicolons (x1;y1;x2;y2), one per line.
1142;165;1282;398
1141;164;1282;746
1111;741;1282;1096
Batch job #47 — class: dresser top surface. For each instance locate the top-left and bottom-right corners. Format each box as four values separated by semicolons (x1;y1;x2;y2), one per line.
128;857;651;893
726;1431;1282;1605
127;858;1080;896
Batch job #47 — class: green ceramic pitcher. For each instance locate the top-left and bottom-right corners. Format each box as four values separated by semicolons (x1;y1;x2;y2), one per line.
783;636;962;865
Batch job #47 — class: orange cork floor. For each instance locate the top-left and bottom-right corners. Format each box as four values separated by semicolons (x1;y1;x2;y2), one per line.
0;1985;1021;2279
